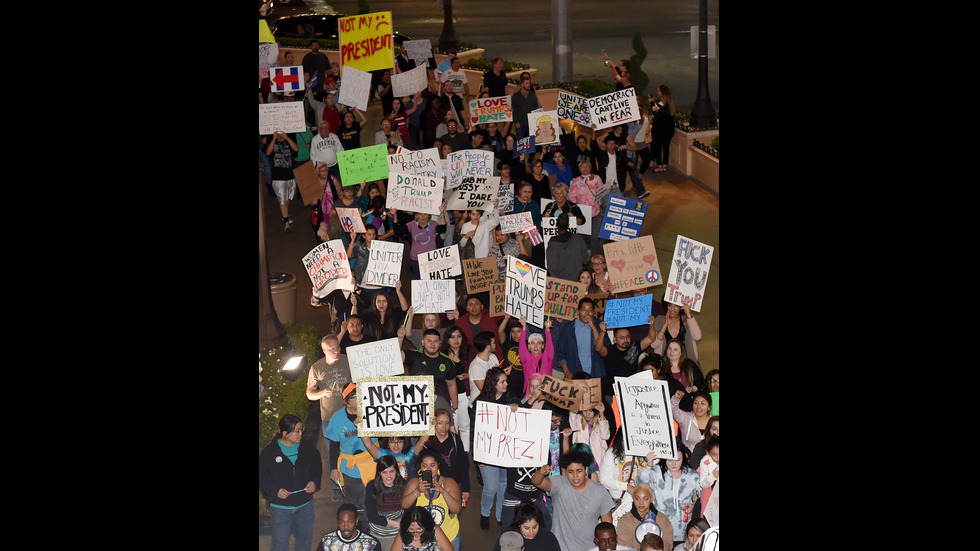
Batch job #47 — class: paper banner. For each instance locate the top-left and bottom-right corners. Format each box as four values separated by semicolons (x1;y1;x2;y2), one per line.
499;212;534;235
463;257;500;294
387;148;443;179
339;11;395;73
599;196;647;241
490;281;506;317
602;294;653;328
557;91;591;126
472;402;551;467
419;244;462;280
545;277;584;321
497;183;514;213
411;279;457;313
468;96;513;126
588;88;641;131
402;39;432;62
664;235;714;312
302;239;354;299
602;235;663;294
338;143;389;186
444;176;499;212
336;207;366;234
527;111;560;146
386;172;443;216
357;376;434;436
259;102;306;134
538;374;602;413
391;63;428;98
505;256;546;329
337;64;373;111
362;240;404;288
614;371;676;459
446;149;495;190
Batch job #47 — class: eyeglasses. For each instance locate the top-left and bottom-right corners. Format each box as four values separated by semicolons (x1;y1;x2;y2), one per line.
288;427;303;433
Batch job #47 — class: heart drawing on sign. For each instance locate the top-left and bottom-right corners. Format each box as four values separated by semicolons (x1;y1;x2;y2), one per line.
515;261;531;276
643;254;656;265
610;259;626;272
471;116;480;125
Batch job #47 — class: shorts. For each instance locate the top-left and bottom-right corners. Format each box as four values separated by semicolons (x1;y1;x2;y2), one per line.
272;179;297;205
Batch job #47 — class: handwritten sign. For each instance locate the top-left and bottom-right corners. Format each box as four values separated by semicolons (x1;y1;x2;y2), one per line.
339;11;394;73
515;136;535;157
419;244;462;280
338;143;389;187
302;239;354;298
588;88;641;130
411;279;456;313
541;200;592;235
387;148;442;179
259;102;306;134
490;281;506;317
505;256;546;329
538;374;602;413
348;338;405;382
402;39;432;63
557;91;591;126
391;63;428;97
527;111;560;146
545;277;583;321
599;196;647;241
497;183;514;212
613;371;676;459
386;172;443;215
602;294;653;328
445;176;499;212
446;149;495;190
362;240;404;288
499;212;534;235
664;235;713;312
336;207;366;234
337;64;373;111
603;235;663;294
357;376;434;436
468;96;513;126
584;292;609;317
463;257;500;294
472;402;551;467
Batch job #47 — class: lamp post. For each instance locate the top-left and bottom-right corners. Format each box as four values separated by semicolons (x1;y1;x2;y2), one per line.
689;0;717;128
259;169;288;349
551;0;572;83
438;0;460;52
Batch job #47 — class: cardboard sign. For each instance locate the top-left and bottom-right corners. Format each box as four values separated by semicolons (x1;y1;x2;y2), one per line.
599;196;648;241
445;176;499;212
402;39;432;62
527;111;560;146
497;183;514;213
468;96;513;126
545;277;583;321
338;143;389;187
603;294;653;328
588;88;641;130
357;376;434;437
336;207;366;234
584;292;609;317
472;402;551;467
363;240;404;288
411;279;456;313
337;64;373;111
664;235;714;312
557;91;591;126
603;235;663;294
538;374;602;412
347;338;405;382
302;239;354;298
259;102;306;134
386;172;443;215
339;11;394;73
462;257;500;294
499;212;534;235
446;149;495;190
505;256;546;329
391;63;428;97
419;244;462;280
614;371;676;459
490;281;506;317
293;161;324;207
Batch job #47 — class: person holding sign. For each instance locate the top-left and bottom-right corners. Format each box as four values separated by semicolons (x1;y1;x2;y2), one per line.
670;390;713;461
400;447;464;551
596;320;658;402
530;449;616;551
636;450;699;549
546;213;591;282
325;384;374;520
472;366;522;530
651;301;703;365
518;315;555;396
363;455;409;551
355;281;409;341
568;401;610;473
459;205;499;259
266;130;300;231
259;414;322;551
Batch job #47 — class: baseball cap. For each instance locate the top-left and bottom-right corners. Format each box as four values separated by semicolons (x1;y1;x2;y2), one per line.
527;332;544;344
499;532;523;551
342;383;356;399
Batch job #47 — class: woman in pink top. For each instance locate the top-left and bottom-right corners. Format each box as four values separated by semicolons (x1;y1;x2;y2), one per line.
517;315;554;395
567;158;604;210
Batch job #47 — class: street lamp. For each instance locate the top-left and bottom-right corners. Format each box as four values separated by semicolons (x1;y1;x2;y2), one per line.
689;0;717;128
259;168;288;349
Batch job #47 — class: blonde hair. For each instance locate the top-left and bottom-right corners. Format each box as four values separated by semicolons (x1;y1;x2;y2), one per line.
552;182;569;196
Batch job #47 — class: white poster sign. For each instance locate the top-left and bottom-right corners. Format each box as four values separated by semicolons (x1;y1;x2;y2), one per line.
419;244;462;280
505;256;547;328
664;234;713;312
613;371;677;459
337;65;373;111
411;279;457;313
587;88;641;130
362;240;404;288
347;338;405;382
259;102;306;134
472;401;551;467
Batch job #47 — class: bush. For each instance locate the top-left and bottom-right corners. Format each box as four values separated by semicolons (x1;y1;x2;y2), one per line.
629;32;649;97
711;136;719;153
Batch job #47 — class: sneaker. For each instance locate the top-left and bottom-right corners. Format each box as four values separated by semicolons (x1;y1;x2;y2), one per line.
284;218;293;232
638;190;650;199
480;516;489;530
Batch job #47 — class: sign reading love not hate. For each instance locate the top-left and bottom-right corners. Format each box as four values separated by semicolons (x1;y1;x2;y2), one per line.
357;376;434;437
664;234;713;312
613;371;677;459
472;401;551;468
347;338;405;382
505;256;547;329
303;239;354;298
602;235;663;294
339;11;394;73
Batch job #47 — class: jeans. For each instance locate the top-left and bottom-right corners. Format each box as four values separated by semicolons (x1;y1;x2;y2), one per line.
260;150;272;187
451;531;461;551
454;393;470;452
269;500;315;551
479;464;507;521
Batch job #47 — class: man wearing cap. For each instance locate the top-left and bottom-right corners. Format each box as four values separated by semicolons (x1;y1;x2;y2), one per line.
531;449;615;551
324;383;375;515
497;531;525;551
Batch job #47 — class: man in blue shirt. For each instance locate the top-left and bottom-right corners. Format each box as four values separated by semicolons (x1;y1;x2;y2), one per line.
554;297;606;380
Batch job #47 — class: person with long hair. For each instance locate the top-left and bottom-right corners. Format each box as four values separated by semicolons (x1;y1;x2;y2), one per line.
649;85;676;173
364;454;410;551
541;182;586;228
670;389;713;463
392;506;455;551
355;281;409;341
387;94;422;147
471;366;521;530
259;414;322;551
677;519;710;551
421;95;447;149
441;326;476;450
598;429;645;504
688;416;718;470
602;49;632;91
526;158;552;203
657;340;704;399
651;300;703;365
337;108;368;151
418;408;471;509
404;311;444;351
568;401;610;472
401;447;464;551
520;372;548;409
494;500;560;551
361;434;427;480
638;449;699;550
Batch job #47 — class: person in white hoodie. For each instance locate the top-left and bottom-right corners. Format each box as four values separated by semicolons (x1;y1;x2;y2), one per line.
458;204;499;259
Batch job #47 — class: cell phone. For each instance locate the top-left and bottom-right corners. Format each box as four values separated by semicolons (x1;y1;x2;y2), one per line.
421;470;433;485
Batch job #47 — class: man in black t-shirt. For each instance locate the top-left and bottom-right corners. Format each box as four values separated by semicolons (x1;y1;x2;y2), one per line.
400;328;459;420
595;322;656;402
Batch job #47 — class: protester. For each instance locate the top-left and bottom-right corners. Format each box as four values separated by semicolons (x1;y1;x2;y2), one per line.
364;455;409;551
392;506;455;551
530;449;615;551
401;447;464;551
259;414;322;551
317;503;379;551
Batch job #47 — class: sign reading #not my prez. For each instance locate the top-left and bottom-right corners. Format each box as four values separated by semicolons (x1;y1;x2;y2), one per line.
472;401;550;467
357;376;434;437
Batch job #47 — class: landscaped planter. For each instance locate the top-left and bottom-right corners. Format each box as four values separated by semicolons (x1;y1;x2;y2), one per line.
668;127;719;195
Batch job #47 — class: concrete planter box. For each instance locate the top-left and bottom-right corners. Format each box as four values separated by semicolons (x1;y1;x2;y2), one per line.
670;128;719;195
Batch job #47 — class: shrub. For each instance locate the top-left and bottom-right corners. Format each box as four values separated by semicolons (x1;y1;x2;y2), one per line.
629;32;649;97
711;136;719;153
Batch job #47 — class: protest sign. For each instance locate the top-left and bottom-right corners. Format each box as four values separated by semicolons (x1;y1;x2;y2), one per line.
664;234;714;312
446;149;495;190
336;207;366;234
419;244;462;280
337;64;373;111
538;374;602;413
339;11;394;73
527;111;560;145
388;147;442;179
588;88;641;130
259;102;306;134
391;63;428;97
545;277;583;321
386;172;443;215
472;402;551;467
293;161;323;207
499;212;534;235
362;240;404;288
259;42;279;70
505;256;546;329
557;91;591;126
614;371;676;459
302;239;354;298
709;391;719;416
338;143;389;186
497;182;514;212
445;176;499;212
584;292;609;317
541;200;591;235
468;96;513;126
269;66;305;93
602;294;653;328
603;235;663;294
357;376;434;436
402;39;432;63
411;279;457;313
347;338;405;382
490;281;506;317
515;136;535;157
463;257;499;294
599;196;647;241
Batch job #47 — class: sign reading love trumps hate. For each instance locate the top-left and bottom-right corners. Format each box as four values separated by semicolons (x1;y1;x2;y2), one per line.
602;235;663;294
472;401;550;467
468;96;513;125
357;376;434;437
505;256;546;329
665;234;713;312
